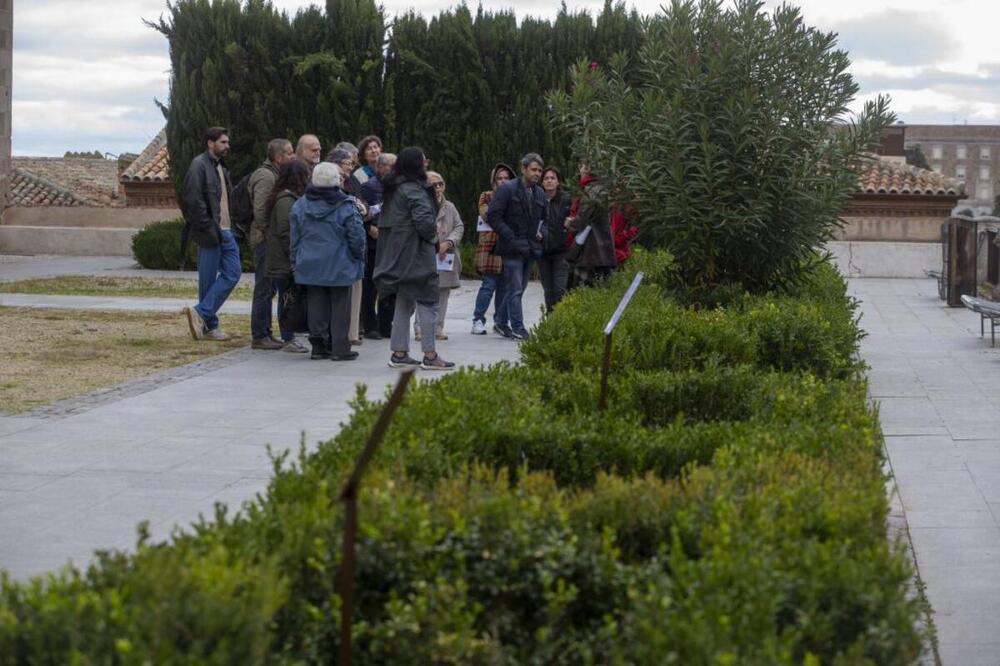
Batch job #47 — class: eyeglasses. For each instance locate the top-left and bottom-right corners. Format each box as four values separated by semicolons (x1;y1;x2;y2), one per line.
431;182;445;189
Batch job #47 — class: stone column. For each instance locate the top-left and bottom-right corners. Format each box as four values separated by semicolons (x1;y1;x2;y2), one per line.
0;0;10;209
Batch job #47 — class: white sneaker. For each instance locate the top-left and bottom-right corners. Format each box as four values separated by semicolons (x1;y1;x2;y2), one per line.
185;306;204;340
471;319;487;335
282;339;309;353
204;328;229;341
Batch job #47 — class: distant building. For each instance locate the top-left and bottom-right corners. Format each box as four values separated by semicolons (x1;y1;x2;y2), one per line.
119;129;177;208
903;124;1000;213
0;0;11;208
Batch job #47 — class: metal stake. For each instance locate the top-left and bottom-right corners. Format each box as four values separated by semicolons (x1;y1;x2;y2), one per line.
338;368;416;666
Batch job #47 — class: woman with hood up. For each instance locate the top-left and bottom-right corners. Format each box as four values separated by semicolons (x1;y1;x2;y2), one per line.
470;163;515;336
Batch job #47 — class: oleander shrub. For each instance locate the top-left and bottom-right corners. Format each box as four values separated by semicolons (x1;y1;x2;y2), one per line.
131;218;255;272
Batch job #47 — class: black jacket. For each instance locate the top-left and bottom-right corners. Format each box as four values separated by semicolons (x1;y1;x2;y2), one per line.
181;151;233;249
486;178;546;258
542;190;572;255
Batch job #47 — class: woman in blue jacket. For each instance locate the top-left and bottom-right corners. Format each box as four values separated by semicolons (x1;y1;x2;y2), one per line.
289;162;366;360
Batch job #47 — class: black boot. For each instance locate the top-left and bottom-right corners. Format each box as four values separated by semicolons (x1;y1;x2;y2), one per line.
309;336;331;360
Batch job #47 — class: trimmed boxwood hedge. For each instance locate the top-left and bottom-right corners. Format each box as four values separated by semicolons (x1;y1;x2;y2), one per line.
0;252;925;665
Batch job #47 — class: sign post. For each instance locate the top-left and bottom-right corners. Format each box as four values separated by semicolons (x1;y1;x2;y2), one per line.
338;368;416;666
598;272;644;411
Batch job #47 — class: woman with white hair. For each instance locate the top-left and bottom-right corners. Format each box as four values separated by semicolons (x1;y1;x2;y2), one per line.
289;162;366;361
415;170;463;340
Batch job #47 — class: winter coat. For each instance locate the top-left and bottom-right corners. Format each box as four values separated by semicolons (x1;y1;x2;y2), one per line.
361;174;385;256
486;178;545;259
542;189;572;255
568;177;617;270
181;151;232;250
435;199;465;289
373;178;440;303
265;189;299;281
248;159;279;247
475;190;502;275
289;186;365;287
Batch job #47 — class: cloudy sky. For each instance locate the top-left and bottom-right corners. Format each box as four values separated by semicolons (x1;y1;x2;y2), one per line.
13;0;1000;156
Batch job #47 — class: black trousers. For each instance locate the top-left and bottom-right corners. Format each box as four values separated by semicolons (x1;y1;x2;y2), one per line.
361;245;379;333
306;285;351;355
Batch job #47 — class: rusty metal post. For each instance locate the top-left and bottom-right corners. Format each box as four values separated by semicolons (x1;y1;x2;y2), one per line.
598;272;645;412
338;368;416;666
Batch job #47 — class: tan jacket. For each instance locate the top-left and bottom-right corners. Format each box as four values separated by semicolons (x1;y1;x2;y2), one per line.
436;199;464;289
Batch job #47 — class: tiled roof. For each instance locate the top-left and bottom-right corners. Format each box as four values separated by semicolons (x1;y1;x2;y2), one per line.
120;129;169;183
9;168;92;207
10;156;122;207
857;156;964;197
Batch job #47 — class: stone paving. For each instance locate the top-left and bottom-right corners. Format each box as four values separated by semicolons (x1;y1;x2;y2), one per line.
852;278;1000;666
0;258;541;579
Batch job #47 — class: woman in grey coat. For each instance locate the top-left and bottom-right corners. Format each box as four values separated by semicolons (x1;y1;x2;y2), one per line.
373;147;455;370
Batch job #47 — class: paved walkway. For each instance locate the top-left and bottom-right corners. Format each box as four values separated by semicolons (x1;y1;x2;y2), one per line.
852;278;1000;666
0;269;541;578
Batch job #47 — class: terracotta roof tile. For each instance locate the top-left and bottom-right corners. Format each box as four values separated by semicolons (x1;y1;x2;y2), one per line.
10;156;122;207
120;129;169;183
8;168;92;207
857;156;964;197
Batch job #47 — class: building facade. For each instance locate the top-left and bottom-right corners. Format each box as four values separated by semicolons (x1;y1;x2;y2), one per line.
0;0;11;208
904;124;1000;213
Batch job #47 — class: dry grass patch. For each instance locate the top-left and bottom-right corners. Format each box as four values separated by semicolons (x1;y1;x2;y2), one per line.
0;276;254;301
0;307;250;414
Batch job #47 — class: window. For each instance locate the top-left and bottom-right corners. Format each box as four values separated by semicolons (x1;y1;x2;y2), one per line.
955;164;966;179
981;146;992;160
932;163;942;173
957;146;968;160
980;183;993;201
932;145;943;159
981;166;991;180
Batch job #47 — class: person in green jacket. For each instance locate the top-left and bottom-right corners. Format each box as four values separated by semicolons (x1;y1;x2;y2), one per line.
374;147;455;371
263;158;312;353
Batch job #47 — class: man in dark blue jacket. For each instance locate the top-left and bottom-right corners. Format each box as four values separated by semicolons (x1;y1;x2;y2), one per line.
182;127;240;341
486;152;545;339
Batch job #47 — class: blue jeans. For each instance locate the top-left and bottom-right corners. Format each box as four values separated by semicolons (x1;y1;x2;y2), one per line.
251;242;277;340
500;255;532;332
195;229;241;332
473;272;507;325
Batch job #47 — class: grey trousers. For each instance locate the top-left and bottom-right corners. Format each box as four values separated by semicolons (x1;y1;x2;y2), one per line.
306;285;352;355
415;288;451;336
393;294;437;355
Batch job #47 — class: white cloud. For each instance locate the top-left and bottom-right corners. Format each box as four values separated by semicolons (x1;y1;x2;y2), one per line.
12;0;1000;155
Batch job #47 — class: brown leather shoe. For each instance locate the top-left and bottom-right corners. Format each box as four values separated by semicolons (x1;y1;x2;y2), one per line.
251;337;284;350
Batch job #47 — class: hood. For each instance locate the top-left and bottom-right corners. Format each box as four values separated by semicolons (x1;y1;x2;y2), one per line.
491;162;516;187
304;185;351;207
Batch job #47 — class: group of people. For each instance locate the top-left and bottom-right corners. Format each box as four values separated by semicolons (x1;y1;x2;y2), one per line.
179;127;636;370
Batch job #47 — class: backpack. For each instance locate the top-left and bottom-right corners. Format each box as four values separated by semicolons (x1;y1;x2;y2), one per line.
230;173;254;241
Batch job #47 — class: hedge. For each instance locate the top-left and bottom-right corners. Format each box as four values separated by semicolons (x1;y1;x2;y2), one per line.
131;218;255;272
0;252;924;664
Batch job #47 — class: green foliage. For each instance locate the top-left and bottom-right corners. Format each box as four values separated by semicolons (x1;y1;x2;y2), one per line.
154;0;645;224
0;255;923;663
131;219;255;272
131;218;197;270
522;260;864;379
549;0;895;292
